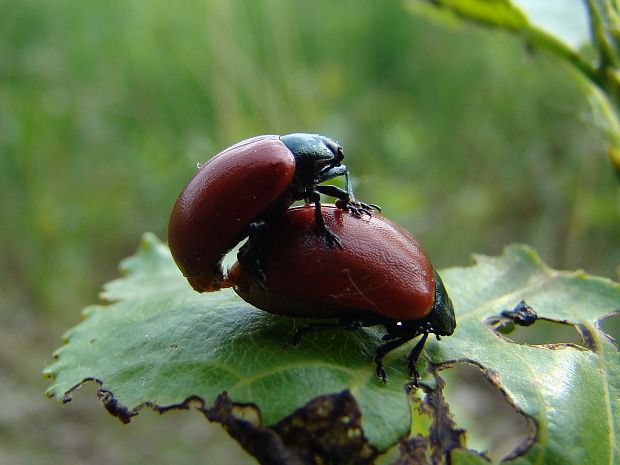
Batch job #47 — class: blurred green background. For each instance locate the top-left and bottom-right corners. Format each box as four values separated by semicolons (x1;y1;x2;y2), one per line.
1;0;618;464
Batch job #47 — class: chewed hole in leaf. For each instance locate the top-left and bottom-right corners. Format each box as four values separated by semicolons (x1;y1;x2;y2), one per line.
595;310;620;348
485;302;591;350
59;382;260;464
501;319;588;347
440;362;536;464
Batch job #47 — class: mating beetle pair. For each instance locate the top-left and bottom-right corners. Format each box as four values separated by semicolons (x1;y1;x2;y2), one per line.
168;133;456;383
168;134;376;292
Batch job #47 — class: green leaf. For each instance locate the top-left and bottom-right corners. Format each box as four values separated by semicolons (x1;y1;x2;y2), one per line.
44;233;412;451
410;0;620;174
409;0;596;79
44;234;620;462
420;0;529;30
437;245;620;464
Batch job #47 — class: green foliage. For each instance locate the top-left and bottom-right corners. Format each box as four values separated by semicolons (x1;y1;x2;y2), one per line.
417;0;529;30
3;0;619;327
439;246;620;464
415;0;620;171
45;234;620;462
2;0;618;462
45;234;411;450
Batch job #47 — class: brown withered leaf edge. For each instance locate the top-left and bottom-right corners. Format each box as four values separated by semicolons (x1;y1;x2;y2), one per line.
64;375;500;465
391;369;472;465
64;341;543;465
66;381;379;465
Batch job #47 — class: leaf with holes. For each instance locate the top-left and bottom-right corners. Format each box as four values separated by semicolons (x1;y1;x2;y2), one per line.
44;234;620;463
44;233;412;455
411;245;620;464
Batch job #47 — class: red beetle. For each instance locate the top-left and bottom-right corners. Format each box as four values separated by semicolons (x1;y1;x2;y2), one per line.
228;205;456;383
168;134;378;292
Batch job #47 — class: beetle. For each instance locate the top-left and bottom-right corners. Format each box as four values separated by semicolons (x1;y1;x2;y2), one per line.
227;204;456;383
168;133;378;293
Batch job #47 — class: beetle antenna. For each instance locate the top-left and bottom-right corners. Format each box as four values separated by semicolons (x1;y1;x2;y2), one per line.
344;169;357;203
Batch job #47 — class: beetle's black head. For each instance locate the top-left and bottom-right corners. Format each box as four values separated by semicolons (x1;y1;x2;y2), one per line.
281;133;346;194
319;135;344;164
283;132;343;179
427;271;456;336
281;133;343;165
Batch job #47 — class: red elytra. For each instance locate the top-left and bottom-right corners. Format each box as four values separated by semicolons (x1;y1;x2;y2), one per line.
168;135;295;292
228;204;436;322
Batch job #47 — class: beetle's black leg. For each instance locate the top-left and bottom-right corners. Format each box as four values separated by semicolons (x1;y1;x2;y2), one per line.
307;189;343;249
406;332;429;385
343;169;381;212
238;221;268;289
316;185;378;217
374;332;418;383
317;164;381;214
315;168;381;215
317;164;348;183
315;164;355;202
315;184;349;199
286;319;361;348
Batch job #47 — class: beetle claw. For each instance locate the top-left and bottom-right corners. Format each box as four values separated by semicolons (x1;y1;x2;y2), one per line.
344;200;381;217
356;200;381;212
348;205;372;217
322;226;343;250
